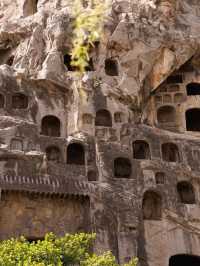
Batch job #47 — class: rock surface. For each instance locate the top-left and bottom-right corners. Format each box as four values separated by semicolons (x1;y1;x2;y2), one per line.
1;0;200;265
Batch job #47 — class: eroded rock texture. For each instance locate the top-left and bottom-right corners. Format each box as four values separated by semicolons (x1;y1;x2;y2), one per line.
1;0;200;265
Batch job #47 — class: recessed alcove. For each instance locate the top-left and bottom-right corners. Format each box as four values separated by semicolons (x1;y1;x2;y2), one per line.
41;116;61;137
12;93;28;109
10;139;23;151
166;74;183;84
105;58;118;76
186;109;200;131
114;157;132;178
95;109;112;127
133;140;150;160
0;94;5;108
87;170;97;181
169;254;200;266
155;172;165;184
157;105;176;123
142;191;162;220
46;146;61;163
64;54;76;71
186;83;200;95
67;143;85;165
23;0;38;16
114;112;124;123
162;143;180;162
85;58;95;71
177;181;195;204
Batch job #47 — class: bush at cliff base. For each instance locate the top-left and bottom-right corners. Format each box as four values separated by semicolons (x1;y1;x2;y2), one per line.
0;232;138;266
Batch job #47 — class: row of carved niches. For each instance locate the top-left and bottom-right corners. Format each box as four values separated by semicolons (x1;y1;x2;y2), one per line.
152;55;200;132
83;110;127;125
142;180;196;221
64;53;119;76
7;138;183;180
7;138;98;180
39;110;127;140
2;45;119;76
23;142;181;179
155;82;200;105
153;83;200;132
152;53;200;132
0;93;28;109
8;137;193;166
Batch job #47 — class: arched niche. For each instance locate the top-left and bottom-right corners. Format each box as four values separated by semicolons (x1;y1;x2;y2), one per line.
114;157;132;178
161;143;180;162
186;109;200;131
67;143;85;165
41;115;61;137
186;82;200;95
169;254;200;266
142;191;162;220
157;105;176;123
95;109;112;127
177;181;195;204
105;58;118;76
166;74;183;84
12;93;28;109
133;140;151;160
46;146;61;163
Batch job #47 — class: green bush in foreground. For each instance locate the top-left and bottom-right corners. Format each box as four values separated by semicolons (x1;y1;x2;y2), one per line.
0;233;137;266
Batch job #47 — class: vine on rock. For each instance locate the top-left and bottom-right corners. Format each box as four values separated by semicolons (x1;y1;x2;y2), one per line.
71;0;109;74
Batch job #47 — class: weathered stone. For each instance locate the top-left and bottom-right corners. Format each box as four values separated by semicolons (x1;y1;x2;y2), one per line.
1;0;200;265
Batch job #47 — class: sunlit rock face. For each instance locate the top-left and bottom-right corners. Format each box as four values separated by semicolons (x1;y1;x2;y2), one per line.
1;0;200;265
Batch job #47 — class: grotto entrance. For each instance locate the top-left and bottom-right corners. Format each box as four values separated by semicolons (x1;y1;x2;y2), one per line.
169;254;200;266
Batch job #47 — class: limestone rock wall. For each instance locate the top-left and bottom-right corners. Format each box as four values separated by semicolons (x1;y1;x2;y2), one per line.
1;0;200;266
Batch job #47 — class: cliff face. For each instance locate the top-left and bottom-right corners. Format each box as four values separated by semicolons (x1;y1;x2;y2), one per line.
1;0;200;265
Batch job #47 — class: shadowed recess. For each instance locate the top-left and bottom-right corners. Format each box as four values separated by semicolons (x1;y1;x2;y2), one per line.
169;254;200;266
186;108;200;131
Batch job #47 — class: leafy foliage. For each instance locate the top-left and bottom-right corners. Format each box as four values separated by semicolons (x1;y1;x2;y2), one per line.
71;0;109;73
0;233;137;266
